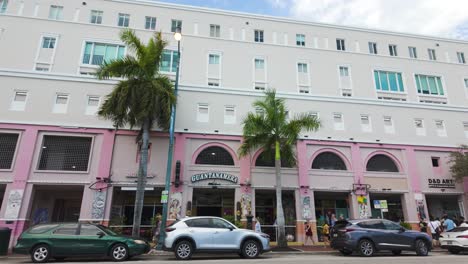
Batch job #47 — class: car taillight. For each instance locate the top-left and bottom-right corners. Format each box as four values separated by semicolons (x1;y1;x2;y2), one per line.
165;227;176;232
456;235;468;238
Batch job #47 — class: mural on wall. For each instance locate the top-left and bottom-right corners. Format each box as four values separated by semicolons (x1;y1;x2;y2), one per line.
169;192;182;219
33;208;49;225
240;193;252;218
4;189;23;219
416;200;427;220
91;190;107;220
186;201;192;217
302;196;312;220
357;195;370;219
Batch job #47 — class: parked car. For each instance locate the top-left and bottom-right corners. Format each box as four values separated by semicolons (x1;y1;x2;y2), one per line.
440;226;468;254
331;219;432;257
13;222;150;263
163;216;270;260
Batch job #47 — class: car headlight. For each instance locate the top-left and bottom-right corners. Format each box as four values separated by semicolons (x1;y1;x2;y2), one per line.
133;239;146;245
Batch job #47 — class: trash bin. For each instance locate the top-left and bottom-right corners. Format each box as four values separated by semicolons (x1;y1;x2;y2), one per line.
0;227;12;256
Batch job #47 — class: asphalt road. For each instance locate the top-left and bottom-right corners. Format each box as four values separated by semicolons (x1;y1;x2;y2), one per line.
1;251;468;264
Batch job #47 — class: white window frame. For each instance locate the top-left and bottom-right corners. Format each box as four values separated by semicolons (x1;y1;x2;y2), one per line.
373;69;406;94
10;90;28;111
457;52;466;64
360;114;372;133
85;95;101;115
463;121;468;138
464;78;468;99
197;103;209;123
224;105;236;124
435;120;447;137
254;29;264;43
296;34;305;46
414;73;446;97
368;42;378;54
296;61;310;94
48;5;63;20
90;10;103;24
336;38;346;51
118;13;130;27
253;57;268;90
158;48;179;74
171;19;182;33
389;44;398;56
383;116;395;134
52;93;69;114
34;33;60;71
338;65;353;96
414;118;426;136
206;51;222;87
0;0;8;14
333;113;344;131
145;16;157;30
428;49;437;61
409;46;418;58
210;24;221;38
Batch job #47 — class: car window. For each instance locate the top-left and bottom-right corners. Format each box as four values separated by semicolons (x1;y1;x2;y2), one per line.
185;218;211;228
358;220;385;229
79;224;102;236
28;224;59;234
53;224;78;235
382;220;402;230
212;218;234;229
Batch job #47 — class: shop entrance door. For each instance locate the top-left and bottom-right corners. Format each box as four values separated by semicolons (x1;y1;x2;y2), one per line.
192;188;234;217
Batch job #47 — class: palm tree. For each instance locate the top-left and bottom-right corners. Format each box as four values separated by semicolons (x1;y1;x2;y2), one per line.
97;29;176;237
239;89;320;248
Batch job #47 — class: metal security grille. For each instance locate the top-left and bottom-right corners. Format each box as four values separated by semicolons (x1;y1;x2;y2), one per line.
195;146;234;165
366;154;399;172
255;151;292;168
312;152;347;170
0;133;19;169
38;135;92;171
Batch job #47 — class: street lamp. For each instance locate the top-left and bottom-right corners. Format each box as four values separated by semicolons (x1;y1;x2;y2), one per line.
157;27;182;250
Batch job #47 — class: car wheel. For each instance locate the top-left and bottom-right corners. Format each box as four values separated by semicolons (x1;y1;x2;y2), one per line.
415;239;429;256
339;249;353;256
392;250;402;256
448;248;461;254
174;240;193;260
31;244;51;263
241;240;260;259
358;239;375;257
110;243;129;262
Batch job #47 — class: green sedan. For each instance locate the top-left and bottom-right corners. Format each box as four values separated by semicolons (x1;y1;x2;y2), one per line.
13;223;150;263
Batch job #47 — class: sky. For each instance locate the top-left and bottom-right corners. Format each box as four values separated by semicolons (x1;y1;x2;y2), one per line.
152;0;468;40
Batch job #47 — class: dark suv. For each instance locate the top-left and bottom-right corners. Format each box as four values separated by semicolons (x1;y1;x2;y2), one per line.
331;219;432;257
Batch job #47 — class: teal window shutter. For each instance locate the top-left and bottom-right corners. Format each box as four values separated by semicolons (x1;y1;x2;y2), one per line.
436;77;444;95
420;75;429;94
388;72;398;91
397;73;404;92
117;46;125;59
83;42;93;64
380;71;389;91
428;77;438;95
104;45;117;63
374;71;381;90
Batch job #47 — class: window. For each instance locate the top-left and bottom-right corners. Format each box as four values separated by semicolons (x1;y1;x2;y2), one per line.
415;74;444;96
368;42;378;54
224;106;236;124
312;152;347;170
0;133;19;169
0;0;8;14
414;118;426;136
90;10;103;24
374;70;404;92
255;58;265;69
360;114;372;132
457;52;466;64
208;54;220;64
185;218;211;228
255;150;293;168
212;218;234;229
160;50;179;73
296;34;305;46
48;5;63;20
82;42;125;66
339;66;349;77
431;157;439;167
195;146;234;165
463;122;468;138
79;224;101;236
333;113;344;131
339;66;352;95
10;91;27;111
171;19;182;33
38;135;92;171
382;220;402;230
42;37;56;49
53;224;78;235
145;16;156;30
118;13;130;27
336;39;345;51
465;78;468;91
428;49;436;60
85;96;100;115
297;63;308;73
409;46;417;58
435;120;447;137
366;154;399;172
389;44;398;56
210;24;220;38
197;103;209;122
254;30;264;43
383;116;395;134
52;94;69;114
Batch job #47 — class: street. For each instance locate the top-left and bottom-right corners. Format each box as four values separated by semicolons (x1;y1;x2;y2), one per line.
1;252;468;264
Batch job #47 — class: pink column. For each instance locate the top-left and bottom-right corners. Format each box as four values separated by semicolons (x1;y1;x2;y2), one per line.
405;147;421;193
350;144;364;184
97;130;116;183
297;140;308;195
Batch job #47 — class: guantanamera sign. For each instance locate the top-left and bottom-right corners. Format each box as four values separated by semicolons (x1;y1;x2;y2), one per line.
191;172;239;184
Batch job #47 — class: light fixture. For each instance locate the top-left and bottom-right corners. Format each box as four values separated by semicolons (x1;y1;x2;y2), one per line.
174;27;182;41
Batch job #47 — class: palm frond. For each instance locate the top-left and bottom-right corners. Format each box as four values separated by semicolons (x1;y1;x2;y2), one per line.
96;56;143;80
120;29;146;59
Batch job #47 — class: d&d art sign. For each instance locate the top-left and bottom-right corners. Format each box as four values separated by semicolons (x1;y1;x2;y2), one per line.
191;172;238;184
428;179;455;189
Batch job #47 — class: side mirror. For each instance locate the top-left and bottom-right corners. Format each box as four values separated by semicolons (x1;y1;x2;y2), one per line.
399;227;405;233
228;227;234;231
97;231;105;238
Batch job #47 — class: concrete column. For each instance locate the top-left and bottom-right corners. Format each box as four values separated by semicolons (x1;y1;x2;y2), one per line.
402;192;419;229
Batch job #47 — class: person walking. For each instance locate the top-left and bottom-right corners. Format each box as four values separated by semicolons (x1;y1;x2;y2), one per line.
419;219;428;233
255;217;262;233
322;223;330;248
304;222;314;245
152;214;162;249
429;217;441;247
443;216;457;231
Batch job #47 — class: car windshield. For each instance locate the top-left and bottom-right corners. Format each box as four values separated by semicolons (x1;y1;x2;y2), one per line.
97;225;117;235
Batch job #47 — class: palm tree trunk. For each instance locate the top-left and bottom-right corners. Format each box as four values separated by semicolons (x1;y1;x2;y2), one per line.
275;140;287;248
132;119;150;237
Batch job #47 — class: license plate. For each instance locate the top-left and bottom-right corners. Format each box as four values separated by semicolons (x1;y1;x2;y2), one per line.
447;241;453;245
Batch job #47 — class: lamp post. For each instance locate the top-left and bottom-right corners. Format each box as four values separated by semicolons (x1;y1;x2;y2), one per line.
157;27;181;250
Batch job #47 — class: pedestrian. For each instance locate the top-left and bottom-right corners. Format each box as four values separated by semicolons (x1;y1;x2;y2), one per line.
331;214;337;227
429;217;441;247
255;217;262;233
322;223;330;248
419;218;428;233
304;222;314;246
460;220;468;227
152;214;162;248
443;216;457;231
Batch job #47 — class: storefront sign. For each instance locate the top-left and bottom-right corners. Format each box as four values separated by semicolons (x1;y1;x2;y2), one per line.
191;172;238;184
428;179;455;189
161;190;169;204
373;200;388;209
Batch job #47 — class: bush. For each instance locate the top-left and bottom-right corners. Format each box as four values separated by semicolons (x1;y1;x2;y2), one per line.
223;215;244;228
400;222;412;230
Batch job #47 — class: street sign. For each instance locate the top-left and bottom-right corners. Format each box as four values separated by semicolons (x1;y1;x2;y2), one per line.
161;190;169;204
379;200;388;209
373;200;381;209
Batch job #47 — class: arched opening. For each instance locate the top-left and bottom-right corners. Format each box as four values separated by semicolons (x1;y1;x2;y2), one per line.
255;151;293;168
366;154;399;172
195;146;234;165
311;152;347;170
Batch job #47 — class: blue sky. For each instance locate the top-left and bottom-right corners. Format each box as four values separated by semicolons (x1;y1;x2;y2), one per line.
153;0;468;40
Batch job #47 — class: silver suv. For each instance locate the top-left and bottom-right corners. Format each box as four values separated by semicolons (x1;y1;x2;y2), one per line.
163;216;270;260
